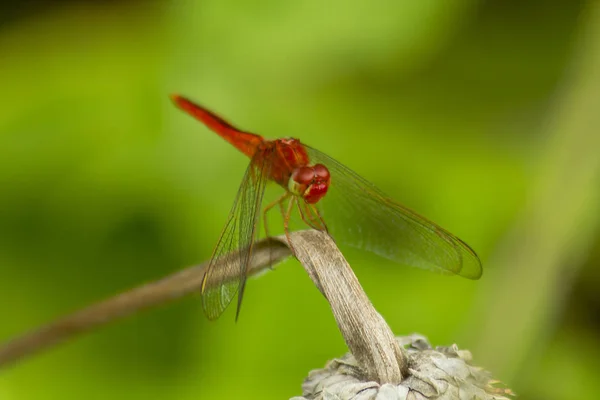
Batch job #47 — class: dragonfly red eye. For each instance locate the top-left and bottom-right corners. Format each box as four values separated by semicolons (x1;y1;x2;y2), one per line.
289;167;312;197
289;165;330;203
303;164;330;204
304;181;328;204
291;166;315;185
314;164;330;180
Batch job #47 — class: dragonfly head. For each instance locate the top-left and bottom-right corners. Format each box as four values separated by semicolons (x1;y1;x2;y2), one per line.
289;164;331;204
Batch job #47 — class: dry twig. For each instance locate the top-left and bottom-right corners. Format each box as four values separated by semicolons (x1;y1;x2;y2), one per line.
0;230;406;384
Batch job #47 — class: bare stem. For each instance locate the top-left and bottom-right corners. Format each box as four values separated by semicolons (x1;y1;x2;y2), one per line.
290;230;406;383
0;238;290;368
0;231;406;384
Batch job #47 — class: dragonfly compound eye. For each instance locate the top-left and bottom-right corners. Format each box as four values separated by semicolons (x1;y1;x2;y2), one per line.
291;166;314;185
302;164;331;204
304;180;329;204
313;164;330;180
289;166;313;196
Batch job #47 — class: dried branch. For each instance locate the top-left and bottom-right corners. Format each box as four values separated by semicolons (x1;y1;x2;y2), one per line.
0;230;407;385
1;229;512;397
0;238;291;368
290;230;406;383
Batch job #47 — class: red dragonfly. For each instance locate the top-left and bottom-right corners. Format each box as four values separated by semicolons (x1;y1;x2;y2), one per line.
171;95;482;320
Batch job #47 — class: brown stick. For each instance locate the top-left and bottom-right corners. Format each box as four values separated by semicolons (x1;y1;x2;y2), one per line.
0;231;406;384
291;230;406;383
0;238;291;368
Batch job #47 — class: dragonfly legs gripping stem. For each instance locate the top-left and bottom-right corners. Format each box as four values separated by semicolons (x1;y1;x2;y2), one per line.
262;192;329;259
262;193;290;240
262;192;294;264
282;195;298;256
297;201;329;233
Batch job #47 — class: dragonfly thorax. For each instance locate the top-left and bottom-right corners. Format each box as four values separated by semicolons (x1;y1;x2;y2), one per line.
288;164;331;204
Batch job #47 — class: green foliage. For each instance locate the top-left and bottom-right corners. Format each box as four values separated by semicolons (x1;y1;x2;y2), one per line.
0;1;597;399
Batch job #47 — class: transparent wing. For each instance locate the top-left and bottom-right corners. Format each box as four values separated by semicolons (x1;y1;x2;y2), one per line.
305;145;482;279
201;151;271;320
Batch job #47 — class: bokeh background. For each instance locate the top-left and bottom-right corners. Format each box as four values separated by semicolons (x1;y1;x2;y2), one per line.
1;0;599;399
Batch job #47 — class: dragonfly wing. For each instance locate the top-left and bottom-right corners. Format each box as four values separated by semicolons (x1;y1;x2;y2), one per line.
305;146;482;279
202;150;271;320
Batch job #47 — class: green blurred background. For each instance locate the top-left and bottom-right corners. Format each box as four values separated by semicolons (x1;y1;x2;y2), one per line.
1;0;599;399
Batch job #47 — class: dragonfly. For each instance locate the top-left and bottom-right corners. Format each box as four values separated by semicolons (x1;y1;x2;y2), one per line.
171;95;482;320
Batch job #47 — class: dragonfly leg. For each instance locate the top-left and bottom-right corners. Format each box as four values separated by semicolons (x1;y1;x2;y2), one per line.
310;203;329;233
296;200;316;229
282;195;298;255
262;192;290;268
262;192;290;239
296;200;328;232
